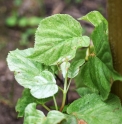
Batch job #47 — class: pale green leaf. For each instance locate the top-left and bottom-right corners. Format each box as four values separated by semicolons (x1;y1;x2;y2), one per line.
24;103;66;124
7;48;58;99
7;48;43;88
67;94;122;124
30;70;58;98
68;59;85;78
16;89;52;117
24;103;45;124
7;48;42;73
44;110;66;124
29;14;90;65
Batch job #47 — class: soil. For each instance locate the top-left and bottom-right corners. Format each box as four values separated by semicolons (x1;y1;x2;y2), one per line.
0;0;106;123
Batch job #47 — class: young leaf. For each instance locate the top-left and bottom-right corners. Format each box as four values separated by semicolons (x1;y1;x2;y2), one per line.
67;94;122;124
16;89;52;117
60;62;70;78
29;14;90;65
24;103;66;124
68;59;85;78
7;48;58;99
24;103;45;124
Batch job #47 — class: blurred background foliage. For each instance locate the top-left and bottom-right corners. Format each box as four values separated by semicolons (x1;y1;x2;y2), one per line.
0;0;106;123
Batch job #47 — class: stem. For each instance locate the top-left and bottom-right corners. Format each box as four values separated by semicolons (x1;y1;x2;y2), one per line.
53;95;58;110
60;92;66;111
58;86;63;92
66;79;72;105
66;78;72;92
60;73;68;111
42;104;50;111
64;73;68;92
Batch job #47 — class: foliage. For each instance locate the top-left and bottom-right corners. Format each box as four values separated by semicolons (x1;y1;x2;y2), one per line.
6;14;43;46
7;11;122;124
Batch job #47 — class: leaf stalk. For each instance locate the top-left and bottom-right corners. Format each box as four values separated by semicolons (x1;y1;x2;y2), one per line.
42;104;50;111
53;95;58;110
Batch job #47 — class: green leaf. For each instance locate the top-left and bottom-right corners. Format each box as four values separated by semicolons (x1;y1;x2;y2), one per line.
91;22;111;68
80;11;111;68
75;12;122;100
24;103;66;124
76;87;94;97
77;56;122;100
16;89;52;117
24;103;45;124
29;14;90;65
91;22;121;82
7;48;58;99
79;11;107;27
68;59;85;78
67;94;122;124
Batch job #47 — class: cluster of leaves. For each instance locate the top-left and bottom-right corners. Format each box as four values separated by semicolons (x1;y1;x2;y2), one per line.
7;11;122;124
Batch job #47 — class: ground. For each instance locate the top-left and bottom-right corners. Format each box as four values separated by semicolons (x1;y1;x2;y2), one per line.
0;0;106;123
